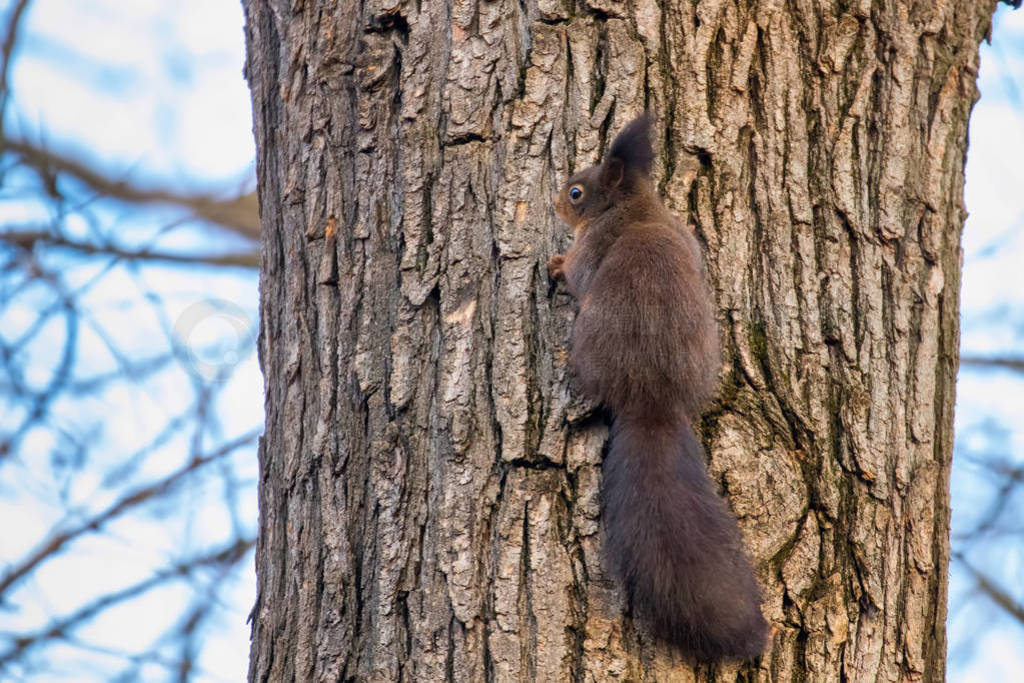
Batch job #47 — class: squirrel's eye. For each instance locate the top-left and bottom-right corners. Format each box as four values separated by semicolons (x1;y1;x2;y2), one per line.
569;186;584;202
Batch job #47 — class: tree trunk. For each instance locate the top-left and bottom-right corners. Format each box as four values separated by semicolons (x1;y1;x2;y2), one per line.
243;0;997;680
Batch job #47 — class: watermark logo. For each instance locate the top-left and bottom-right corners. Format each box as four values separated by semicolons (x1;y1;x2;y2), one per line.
173;299;256;382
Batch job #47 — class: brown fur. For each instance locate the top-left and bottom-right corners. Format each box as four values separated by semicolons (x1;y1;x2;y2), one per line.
549;114;767;661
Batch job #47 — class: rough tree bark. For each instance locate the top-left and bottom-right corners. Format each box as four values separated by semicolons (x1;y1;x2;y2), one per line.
243;0;999;680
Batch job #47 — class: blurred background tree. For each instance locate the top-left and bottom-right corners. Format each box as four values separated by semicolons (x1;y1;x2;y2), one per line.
0;1;1020;681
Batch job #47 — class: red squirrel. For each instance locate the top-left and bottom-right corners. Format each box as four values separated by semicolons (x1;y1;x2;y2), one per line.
548;114;767;661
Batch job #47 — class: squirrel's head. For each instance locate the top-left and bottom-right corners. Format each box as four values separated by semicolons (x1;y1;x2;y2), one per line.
553;113;655;233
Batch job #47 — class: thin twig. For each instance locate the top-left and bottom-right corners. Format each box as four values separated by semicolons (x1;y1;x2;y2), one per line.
960;355;1024;374
0;429;259;600
0;537;255;667
0;0;32;147
3;138;259;238
954;553;1024;625
1;229;258;268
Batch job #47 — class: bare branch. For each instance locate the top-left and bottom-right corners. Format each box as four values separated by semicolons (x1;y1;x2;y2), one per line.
955;553;1024;625
0;0;31;146
960;355;1024;373
2;138;259;238
1;229;258;268
0;537;255;667
0;429;260;601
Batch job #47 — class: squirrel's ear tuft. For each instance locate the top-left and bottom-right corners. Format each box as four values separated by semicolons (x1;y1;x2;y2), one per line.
604;113;654;180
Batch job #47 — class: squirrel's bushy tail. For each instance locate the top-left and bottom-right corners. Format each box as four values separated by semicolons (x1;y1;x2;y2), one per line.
603;414;767;660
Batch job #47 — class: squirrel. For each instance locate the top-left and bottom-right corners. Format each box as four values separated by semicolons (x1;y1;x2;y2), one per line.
548;114;768;661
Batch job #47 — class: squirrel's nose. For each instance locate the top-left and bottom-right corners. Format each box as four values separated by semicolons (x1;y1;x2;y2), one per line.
551;192;559;207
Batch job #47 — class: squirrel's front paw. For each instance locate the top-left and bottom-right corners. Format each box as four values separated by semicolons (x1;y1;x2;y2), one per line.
548;254;566;280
